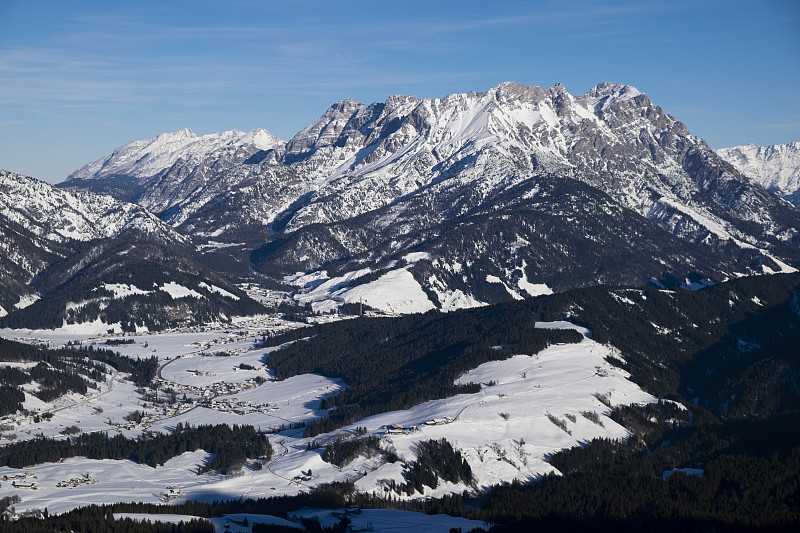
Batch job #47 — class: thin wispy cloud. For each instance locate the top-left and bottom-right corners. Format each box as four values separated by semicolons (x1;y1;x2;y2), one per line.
752;120;800;131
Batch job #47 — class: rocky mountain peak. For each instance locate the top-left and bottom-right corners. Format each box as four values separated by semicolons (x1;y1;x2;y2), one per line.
67;128;283;184
584;81;643;104
492;81;546;104
385;93;420;109
283;98;369;158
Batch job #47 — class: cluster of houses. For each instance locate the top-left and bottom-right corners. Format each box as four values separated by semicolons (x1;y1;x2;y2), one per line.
162;374;266;401
163;486;181;501
239;283;293;307
204;397;280;416
112;374;276;430
425;416;456;426
2;472;94;493
292;469;313;484
1;472;35;482
2;508;47;521
384;424;418;435
113;401;198;430
56;475;94;488
382;416;456;435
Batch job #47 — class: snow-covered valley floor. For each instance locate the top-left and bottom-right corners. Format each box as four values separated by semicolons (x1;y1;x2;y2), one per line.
0;317;663;519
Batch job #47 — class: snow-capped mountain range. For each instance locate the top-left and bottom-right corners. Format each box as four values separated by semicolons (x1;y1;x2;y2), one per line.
717;142;800;206
65;82;796;242
6;81;800;319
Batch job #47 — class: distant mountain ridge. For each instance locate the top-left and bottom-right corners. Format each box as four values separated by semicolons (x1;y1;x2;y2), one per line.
1;168;182;314
64;128;284;225
1;169;181;246
717;142;800;206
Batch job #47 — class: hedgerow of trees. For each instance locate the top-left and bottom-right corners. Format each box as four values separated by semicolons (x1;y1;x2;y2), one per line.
0;423;271;474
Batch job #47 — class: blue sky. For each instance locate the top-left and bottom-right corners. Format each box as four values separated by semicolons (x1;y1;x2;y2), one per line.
1;0;798;183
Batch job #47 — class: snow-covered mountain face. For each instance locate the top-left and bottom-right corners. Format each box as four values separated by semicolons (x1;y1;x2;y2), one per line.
251;82;800;299
1;169;183;309
1;170;182;245
63;128;284;224
57;82;800;311
66;82;798;242
271;82;793;239
0;170;262;328
717;142;800;206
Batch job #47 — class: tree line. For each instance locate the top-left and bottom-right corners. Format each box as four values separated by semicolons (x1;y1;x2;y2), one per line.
0;505;213;532
0;338;160;416
0;423;271;473
264;306;582;436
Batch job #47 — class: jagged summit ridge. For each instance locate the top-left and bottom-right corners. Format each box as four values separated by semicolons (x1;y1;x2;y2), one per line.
61;82;794;247
262;80;756;240
64;80;694;232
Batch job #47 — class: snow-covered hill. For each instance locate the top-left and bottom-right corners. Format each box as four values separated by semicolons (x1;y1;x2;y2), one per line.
717;142;800;205
3;272;798;517
0;320;657;514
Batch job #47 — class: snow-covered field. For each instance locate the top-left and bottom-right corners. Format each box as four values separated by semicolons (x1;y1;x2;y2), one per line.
0;318;663;520
113;508;489;533
288;253;439;315
286;254;555;315
290;508;490;533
